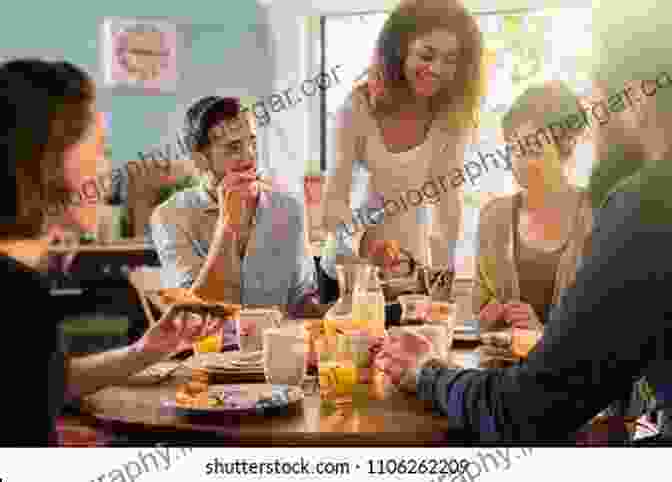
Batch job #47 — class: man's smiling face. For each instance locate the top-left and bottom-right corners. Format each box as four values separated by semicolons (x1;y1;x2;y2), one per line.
204;110;257;179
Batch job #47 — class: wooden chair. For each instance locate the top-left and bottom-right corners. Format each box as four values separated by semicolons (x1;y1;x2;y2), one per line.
125;158;196;239
127;267;165;326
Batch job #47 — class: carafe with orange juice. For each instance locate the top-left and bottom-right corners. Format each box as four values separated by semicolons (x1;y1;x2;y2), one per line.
351;264;386;337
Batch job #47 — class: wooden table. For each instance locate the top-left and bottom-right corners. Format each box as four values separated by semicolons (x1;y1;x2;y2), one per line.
48;240;154;255
71;342;481;446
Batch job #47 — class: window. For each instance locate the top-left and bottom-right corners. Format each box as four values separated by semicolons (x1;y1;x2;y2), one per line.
320;8;593;271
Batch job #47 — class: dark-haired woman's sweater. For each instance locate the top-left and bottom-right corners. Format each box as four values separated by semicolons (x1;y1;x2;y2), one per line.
0;254;66;446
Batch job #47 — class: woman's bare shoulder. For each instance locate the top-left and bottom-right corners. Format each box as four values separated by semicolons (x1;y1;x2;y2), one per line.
333;86;375;137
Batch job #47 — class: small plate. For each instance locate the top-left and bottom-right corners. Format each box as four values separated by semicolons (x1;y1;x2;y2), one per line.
127;361;182;383
164;384;303;417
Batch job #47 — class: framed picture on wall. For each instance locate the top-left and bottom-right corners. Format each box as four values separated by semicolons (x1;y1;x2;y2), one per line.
101;17;177;93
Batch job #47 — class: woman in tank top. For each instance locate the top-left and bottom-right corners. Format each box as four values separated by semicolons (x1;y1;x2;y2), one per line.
320;0;484;287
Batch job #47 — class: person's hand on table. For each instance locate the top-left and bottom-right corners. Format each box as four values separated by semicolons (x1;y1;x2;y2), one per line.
374;331;453;393
478;302;543;362
479;331;514;359
135;305;226;355
239;317;256;337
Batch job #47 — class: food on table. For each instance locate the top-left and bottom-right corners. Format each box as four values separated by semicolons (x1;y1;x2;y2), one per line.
323;318;361;338
174;384;294;411
193;334;221;353
157;289;241;353
333;366;356;394
176;374;211;408
319;361;357;396
156;288;242;316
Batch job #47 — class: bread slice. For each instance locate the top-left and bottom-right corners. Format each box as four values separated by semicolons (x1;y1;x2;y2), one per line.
157;288;241;318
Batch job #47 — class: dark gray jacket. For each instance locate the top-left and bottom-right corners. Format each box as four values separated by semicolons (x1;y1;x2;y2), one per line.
418;160;672;443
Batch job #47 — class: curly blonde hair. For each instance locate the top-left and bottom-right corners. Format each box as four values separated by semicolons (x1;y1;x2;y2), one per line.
356;0;484;133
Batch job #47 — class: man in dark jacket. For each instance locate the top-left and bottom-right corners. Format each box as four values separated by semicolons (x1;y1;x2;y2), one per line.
375;0;672;443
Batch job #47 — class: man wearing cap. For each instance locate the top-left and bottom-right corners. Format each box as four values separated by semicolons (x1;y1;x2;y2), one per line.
151;97;321;322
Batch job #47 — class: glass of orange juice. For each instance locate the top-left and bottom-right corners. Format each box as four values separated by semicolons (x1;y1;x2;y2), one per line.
317;329;376;416
511;326;543;359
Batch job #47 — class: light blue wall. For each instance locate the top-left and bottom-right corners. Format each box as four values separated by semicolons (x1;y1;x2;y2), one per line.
0;1;266;168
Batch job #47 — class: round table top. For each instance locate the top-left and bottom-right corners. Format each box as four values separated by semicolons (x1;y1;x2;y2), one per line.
80;343;483;446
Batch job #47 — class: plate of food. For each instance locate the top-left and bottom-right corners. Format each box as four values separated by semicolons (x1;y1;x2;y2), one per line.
182;352;267;383
165;382;303;417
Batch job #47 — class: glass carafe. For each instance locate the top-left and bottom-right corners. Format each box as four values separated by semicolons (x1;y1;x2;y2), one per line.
323;264;358;336
352;265;386;337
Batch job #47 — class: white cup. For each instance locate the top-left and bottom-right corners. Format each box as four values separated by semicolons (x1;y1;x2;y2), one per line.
262;326;305;386
239;308;283;352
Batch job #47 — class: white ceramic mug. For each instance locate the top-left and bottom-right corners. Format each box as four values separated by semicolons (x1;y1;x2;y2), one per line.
262;326;305;386
239;308;283;352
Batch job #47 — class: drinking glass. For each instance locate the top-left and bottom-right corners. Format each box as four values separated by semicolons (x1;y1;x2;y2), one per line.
352;265;386;336
317;329;378;415
262;326;306;386
511;326;543;359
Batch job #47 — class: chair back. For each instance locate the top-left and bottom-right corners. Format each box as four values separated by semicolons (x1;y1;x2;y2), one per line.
127;267;164;326
124;158;197;238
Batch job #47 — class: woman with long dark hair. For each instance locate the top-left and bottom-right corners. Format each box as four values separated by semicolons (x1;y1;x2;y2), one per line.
0;59;224;446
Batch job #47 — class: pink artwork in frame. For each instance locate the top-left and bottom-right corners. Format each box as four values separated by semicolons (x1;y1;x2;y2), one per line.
102;18;177;93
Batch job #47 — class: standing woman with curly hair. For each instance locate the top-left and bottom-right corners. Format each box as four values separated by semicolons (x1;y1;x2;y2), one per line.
320;0;484;287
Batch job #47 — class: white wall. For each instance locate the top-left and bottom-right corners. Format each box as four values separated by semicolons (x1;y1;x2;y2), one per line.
258;6;312;195
143;7;277;172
